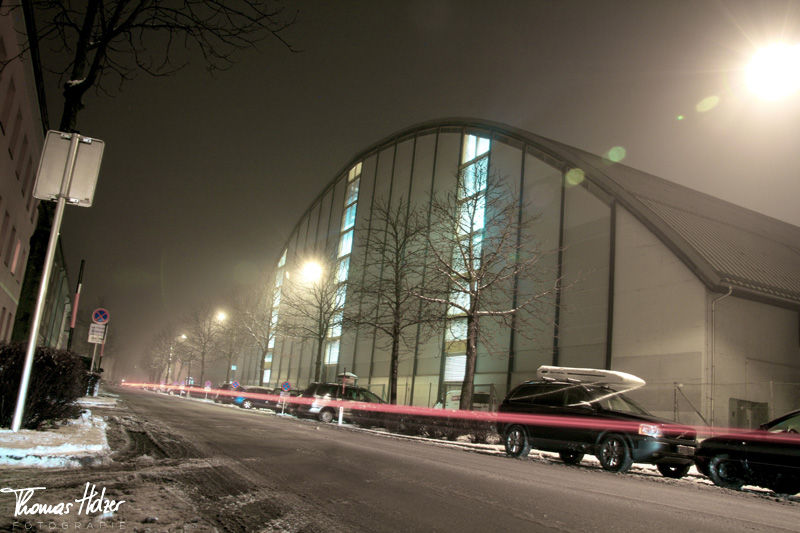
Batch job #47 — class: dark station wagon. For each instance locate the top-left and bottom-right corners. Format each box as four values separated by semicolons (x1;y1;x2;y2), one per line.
498;369;697;477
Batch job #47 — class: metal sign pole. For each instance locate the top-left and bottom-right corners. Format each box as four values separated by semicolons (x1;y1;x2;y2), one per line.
12;134;81;432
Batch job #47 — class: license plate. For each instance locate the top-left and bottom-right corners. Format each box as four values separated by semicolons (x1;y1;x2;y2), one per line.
677;445;694;456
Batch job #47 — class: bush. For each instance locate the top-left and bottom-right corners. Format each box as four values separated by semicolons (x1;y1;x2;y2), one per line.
0;342;88;429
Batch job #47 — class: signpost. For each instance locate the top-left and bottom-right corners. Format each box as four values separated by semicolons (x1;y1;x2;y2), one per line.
12;132;104;432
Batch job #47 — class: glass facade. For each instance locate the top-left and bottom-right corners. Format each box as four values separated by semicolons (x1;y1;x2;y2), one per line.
269;120;613;405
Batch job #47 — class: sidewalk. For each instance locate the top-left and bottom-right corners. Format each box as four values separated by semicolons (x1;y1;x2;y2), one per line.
0;396;115;468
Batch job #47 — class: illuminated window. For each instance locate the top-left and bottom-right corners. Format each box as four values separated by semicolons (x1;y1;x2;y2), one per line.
342;204;357;230
444;355;467;382
325;339;340;364
338;229;353;257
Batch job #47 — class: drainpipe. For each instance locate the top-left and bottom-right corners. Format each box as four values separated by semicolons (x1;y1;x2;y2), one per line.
710;285;733;431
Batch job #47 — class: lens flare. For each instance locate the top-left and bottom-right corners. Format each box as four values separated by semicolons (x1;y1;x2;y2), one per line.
565;168;585;186
607;146;626;163
696;95;720;113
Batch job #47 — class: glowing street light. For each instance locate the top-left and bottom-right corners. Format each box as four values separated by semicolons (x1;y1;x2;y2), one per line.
216;312;226;322
300;260;323;283
746;42;800;101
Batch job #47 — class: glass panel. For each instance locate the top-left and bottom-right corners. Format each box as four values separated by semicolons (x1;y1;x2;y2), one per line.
346;178;360;205
335;285;347;309
265;350;273;363
447;291;470;316
325;339;340;364
444;355;466;382
329;309;343;337
461;158;487;198
338;229;353;257
458;194;485;235
348;162;362;182
445;317;468;340
341;203;357;231
336;256;350;283
462;135;490;163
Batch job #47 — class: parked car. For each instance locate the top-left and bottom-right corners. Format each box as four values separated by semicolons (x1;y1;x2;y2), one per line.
214;382;244;405
233;386;276;410
296;382;386;424
497;366;697;477
694;409;800;494
270;389;303;414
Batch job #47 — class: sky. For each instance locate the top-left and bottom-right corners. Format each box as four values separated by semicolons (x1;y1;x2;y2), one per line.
31;0;800;380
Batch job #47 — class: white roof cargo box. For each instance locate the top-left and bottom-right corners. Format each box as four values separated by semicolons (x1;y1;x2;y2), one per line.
537;366;646;391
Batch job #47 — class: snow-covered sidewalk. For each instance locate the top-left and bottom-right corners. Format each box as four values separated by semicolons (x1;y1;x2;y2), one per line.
0;396;115;468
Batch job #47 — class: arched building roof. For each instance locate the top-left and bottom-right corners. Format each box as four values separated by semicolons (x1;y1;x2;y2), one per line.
291;118;800;310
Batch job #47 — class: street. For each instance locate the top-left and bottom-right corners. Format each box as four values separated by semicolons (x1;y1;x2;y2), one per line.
2;387;798;532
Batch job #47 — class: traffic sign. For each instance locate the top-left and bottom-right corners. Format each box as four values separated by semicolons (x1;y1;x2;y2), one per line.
231;381;240;389
281;381;291;391
88;323;106;343
92;308;110;324
205;380;212;388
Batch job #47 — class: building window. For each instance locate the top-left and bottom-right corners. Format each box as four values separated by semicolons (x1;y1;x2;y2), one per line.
444;355;467;382
325;339;340;365
10;239;21;275
4;226;15;266
0;78;14;133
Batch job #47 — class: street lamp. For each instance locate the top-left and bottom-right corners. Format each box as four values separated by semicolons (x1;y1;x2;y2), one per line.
166;334;187;384
746;42;800;101
300;260;323;283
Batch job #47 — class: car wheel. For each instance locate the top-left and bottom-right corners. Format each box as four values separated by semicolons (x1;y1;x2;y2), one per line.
504;425;531;458
318;409;335;423
558;451;584;465
242;399;253;409
597;434;633;473
657;463;692;479
707;454;744;490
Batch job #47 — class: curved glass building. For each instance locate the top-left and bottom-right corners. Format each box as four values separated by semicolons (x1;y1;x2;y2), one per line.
268;118;800;427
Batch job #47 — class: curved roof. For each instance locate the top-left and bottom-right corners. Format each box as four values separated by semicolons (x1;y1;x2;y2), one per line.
298;118;800;309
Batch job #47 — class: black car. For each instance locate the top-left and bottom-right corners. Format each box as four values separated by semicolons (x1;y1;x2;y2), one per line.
233;386;276;410
214;382;244;405
498;378;697;477
694;409;800;494
295;382;386;424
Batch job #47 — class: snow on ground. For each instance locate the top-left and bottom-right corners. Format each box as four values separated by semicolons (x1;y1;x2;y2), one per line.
0;396;115;468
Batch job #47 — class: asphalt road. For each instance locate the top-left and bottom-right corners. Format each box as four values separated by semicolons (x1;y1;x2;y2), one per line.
112;387;799;533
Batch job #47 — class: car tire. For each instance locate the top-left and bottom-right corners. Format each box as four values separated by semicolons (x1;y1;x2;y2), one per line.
318;408;335;423
242;399;253;409
558;451;584;465
707;454;744;490
597;434;633;473
657;463;692;479
504;425;531;458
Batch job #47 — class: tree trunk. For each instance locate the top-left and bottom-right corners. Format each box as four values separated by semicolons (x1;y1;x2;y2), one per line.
390;332;400;404
314;337;324;382
459;315;479;410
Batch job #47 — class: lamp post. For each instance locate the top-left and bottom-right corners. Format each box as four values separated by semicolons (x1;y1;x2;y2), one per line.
165;334;187;385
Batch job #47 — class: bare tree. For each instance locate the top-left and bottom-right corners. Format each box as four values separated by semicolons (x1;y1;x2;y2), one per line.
216;314;249;383
279;254;342;383
7;0;297;342
417;167;562;410
183;304;225;386
227;271;277;386
142;322;181;385
344;196;439;404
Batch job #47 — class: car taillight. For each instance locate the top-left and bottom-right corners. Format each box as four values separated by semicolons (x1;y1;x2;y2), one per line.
639;424;663;438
